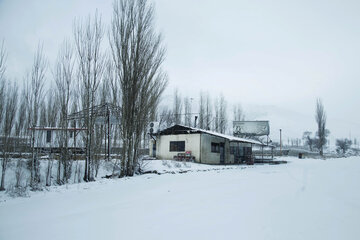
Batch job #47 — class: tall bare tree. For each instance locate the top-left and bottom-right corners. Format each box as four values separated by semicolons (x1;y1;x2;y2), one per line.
219;94;227;134
14;88;28;156
233;103;244;121
198;92;205;129
40;89;59;186
103;58;122;149
110;0;167;176
315;98;328;156
158;106;173;129
213;97;219;132
54;40;75;184
184;96;191;126
26;43;47;188
0;40;6;130
204;92;212;130
74;12;105;181
173;88;182;124
1;82;18;191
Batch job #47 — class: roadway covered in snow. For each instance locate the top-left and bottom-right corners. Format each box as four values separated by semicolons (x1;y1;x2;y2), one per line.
1;157;359;240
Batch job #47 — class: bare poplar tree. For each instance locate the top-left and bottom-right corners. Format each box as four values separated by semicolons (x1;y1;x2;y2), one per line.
0;40;6;130
219;94;227;134
110;0;167;176
105;58;119;105
198;92;205;129
173;88;182;124
204;92;212;130
184;96;191;126
315;98;327;156
74;12;105;181
233;103;244;121
158;106;173;129
213;97;219;132
1;82;18;191
27;43;47;189
54;40;74;184
104;58;121;148
42;89;59;186
14;88;27;156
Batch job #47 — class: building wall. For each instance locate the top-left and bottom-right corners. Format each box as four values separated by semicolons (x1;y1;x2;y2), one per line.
34;130;84;148
156;134;201;161
200;134;232;164
154;132;254;165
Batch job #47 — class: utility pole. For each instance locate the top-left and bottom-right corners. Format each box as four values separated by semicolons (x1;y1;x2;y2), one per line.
190;97;194;127
280;129;282;156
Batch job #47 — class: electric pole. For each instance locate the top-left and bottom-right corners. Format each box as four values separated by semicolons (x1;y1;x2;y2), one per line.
280;129;282;156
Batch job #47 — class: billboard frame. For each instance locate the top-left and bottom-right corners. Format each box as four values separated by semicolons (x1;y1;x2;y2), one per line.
233;120;270;137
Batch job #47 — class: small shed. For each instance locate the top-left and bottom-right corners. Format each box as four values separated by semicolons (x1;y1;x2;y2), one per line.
149;124;264;165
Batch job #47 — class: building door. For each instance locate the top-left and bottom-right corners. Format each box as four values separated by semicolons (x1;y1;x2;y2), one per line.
152;141;156;157
234;147;240;164
243;147;252;163
220;143;225;164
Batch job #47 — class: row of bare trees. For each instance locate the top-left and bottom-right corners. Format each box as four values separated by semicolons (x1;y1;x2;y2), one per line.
157;89;245;134
0;0;167;190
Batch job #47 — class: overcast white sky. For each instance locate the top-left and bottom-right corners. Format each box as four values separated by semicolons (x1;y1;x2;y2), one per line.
0;0;359;144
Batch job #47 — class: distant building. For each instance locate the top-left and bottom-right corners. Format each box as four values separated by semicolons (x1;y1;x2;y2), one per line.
149;124;265;164
30;127;86;154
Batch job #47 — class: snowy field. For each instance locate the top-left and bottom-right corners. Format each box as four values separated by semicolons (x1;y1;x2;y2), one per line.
1;157;360;240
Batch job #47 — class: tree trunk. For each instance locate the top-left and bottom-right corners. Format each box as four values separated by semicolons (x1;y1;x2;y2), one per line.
57;160;61;185
0;159;6;191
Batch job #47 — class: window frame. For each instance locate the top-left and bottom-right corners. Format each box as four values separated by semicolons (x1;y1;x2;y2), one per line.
211;142;220;153
169;141;185;152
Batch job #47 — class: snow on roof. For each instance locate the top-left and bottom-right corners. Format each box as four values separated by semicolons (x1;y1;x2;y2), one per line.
161;124;265;145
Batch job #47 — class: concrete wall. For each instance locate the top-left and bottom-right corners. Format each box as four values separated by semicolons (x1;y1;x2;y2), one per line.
200;134;231;164
34;130;84;148
154;132;254;165
156;134;201;161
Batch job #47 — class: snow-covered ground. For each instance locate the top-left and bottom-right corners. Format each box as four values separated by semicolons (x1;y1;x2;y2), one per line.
1;157;359;240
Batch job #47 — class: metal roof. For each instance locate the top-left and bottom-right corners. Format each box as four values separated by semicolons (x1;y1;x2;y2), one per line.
159;124;265;146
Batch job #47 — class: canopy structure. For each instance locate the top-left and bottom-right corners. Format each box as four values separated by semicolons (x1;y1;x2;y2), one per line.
67;102;121;161
67;102;121;124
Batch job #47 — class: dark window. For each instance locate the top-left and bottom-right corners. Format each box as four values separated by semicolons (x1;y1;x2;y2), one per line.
46;130;52;143
70;131;73;138
169;141;185;152
230;146;235;154
211;142;220;153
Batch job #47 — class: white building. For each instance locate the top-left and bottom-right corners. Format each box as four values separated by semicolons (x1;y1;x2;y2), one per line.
149;125;265;164
31;127;86;153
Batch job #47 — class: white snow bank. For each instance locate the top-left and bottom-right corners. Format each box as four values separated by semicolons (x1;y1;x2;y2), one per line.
0;157;359;240
141;159;245;174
